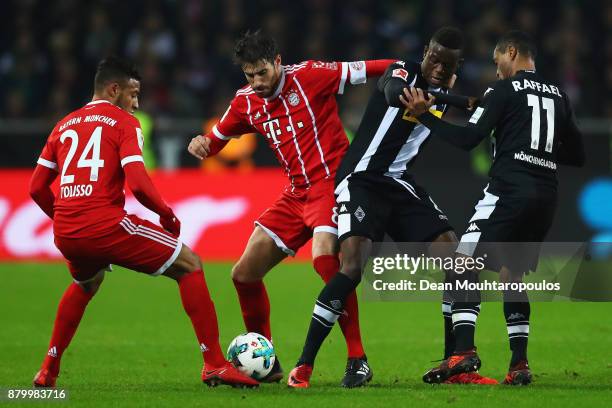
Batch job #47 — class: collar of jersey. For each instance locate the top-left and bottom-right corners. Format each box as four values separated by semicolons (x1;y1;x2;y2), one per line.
263;68;286;102
86;100;113;106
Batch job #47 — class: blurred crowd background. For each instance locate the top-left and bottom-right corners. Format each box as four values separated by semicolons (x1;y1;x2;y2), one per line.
0;0;610;243
0;0;610;168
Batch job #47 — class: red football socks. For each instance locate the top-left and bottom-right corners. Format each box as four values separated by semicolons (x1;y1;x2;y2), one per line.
232;279;272;340
313;255;365;358
41;282;94;376
177;269;225;367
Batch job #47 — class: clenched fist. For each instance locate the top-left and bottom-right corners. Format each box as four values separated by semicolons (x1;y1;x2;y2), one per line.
188;135;211;160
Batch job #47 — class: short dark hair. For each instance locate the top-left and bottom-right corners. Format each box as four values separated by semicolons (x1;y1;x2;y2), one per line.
430;26;464;51
496;30;537;59
94;56;141;92
233;30;279;65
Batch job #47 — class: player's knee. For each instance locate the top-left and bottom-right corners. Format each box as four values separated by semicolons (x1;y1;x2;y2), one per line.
231;260;253;282
181;248;202;273
340;260;363;282
312;232;338;258
429;231;458;258
169;245;202;276
79;271;105;295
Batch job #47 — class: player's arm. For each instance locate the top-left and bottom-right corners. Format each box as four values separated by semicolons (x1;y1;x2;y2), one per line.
29;165;58;219
402;84;506;151
379;62;463;108
29;139;59;219
428;91;480;112
378;61;416;108
123;162;180;236
188;98;251;160
557;95;585;167
120;123;180;235
306;59;394;96
358;59;397;79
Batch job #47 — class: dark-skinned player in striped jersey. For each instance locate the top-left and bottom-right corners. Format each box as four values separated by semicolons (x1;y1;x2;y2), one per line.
288;27;497;388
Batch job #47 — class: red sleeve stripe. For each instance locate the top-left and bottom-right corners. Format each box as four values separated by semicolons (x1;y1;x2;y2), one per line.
37;157;58;170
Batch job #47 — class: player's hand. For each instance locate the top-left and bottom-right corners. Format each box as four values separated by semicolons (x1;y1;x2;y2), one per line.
445;74;457;89
399;87;435;116
160;210;181;237
467;96;480;112
188;135;211;160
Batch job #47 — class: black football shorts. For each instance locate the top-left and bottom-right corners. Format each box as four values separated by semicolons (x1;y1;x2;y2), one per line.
334;173;453;243
456;183;557;274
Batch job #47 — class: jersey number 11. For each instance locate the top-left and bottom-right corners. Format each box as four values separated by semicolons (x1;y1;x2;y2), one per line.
527;94;555;153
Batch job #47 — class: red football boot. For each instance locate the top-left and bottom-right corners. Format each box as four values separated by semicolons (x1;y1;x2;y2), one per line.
503;360;532;385
287;364;313;388
201;362;259;388
33;369;57;388
444;372;498;385
423;349;482;384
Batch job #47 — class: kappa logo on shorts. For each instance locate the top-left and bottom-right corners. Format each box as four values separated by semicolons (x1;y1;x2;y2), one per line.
200;343;208;352
330;300;342;310
354;206;366;222
339;204;348;213
466;223;480;232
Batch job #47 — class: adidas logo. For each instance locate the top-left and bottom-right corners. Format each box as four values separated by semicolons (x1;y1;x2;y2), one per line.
200;343;208;352
466;223;480;232
508;313;526;320
48;346;57;358
254;111;261;120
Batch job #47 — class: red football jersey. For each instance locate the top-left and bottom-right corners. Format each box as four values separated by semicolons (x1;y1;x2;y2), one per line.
37;100;144;238
212;60;376;192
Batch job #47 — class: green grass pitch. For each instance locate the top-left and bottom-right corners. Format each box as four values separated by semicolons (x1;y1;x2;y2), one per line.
1;262;610;407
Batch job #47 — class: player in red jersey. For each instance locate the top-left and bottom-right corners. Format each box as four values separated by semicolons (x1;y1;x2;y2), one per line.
188;30;394;387
29;57;258;388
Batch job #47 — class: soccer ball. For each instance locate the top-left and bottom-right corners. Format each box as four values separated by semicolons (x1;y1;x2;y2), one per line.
226;332;276;380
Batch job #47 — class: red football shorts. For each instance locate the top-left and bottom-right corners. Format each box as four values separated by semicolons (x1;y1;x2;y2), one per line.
54;214;182;283
256;178;338;256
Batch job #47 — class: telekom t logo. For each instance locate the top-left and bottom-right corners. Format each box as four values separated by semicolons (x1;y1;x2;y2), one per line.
263;119;282;145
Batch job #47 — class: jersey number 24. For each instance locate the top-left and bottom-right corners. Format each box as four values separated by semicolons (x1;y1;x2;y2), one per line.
59;126;105;185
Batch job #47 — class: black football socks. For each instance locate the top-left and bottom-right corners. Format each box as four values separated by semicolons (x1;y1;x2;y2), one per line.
442;287;455;359
298;273;359;366
450;271;481;352
503;290;530;366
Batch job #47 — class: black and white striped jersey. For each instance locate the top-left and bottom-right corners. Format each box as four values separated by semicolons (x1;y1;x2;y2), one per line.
417;70;585;194
335;60;448;186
